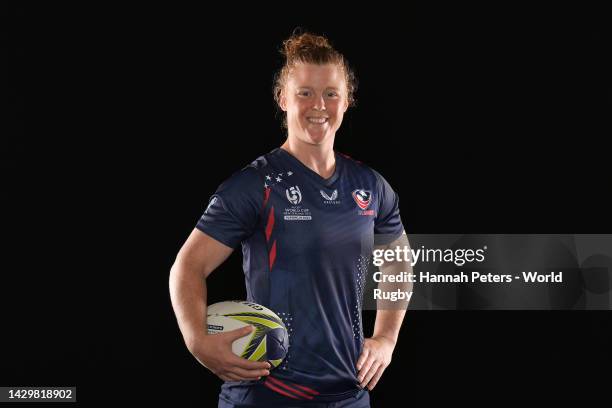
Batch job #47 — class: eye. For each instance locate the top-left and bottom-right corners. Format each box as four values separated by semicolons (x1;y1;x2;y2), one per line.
297;90;311;97
326;91;339;98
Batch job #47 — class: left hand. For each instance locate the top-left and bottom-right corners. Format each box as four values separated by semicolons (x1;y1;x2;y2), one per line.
356;336;395;391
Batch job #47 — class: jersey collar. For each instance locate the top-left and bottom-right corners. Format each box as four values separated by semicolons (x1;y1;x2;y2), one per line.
275;147;343;187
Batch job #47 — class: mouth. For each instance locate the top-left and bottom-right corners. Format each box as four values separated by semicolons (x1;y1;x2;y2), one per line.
306;117;329;124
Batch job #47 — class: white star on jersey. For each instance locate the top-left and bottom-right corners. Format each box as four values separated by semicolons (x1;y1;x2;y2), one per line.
266;175;271;181
287;171;293;176
276;176;282;183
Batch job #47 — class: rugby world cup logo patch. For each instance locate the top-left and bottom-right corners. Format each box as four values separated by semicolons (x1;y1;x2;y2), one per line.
286;185;302;205
352;189;372;210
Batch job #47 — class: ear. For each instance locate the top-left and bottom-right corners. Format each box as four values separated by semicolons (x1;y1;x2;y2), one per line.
343;98;349;113
279;90;287;112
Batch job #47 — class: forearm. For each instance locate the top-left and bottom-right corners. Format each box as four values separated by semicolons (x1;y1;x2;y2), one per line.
373;260;410;344
372;309;406;345
358;254;410;390
169;261;208;351
372;235;412;345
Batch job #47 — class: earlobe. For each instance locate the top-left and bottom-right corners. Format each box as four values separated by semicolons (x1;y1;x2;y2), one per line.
279;93;287;112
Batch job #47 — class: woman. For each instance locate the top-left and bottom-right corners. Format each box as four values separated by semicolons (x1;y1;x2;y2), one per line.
170;31;407;408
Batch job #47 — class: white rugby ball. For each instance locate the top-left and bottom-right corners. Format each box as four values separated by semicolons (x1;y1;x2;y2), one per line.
207;300;289;368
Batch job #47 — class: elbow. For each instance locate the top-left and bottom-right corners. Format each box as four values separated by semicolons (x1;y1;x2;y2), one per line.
168;261;181;298
169;256;208;287
169;256;184;282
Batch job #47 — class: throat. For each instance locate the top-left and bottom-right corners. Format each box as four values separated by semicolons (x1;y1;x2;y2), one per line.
280;142;337;180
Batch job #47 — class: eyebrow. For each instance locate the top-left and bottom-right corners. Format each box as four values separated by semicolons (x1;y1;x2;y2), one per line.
296;86;341;90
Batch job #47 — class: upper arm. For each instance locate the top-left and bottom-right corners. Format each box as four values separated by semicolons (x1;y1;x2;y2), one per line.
374;230;409;253
195;167;264;249
176;166;263;278
175;228;235;278
372;169;404;240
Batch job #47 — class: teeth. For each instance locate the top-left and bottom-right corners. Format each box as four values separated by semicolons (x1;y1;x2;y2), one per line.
307;118;327;124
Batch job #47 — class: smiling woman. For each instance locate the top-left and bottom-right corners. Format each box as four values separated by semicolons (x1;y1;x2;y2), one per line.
169;29;409;408
272;32;358;179
273;32;357;130
280;63;347;147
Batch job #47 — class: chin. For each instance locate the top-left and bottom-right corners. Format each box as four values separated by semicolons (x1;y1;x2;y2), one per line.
303;126;333;144
303;133;328;145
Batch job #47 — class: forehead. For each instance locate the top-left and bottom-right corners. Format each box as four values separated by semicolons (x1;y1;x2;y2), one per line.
287;63;346;89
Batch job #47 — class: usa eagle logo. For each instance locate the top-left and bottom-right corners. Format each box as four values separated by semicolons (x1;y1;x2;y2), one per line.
352;189;372;210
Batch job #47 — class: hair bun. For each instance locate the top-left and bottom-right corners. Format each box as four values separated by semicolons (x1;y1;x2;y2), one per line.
282;32;333;61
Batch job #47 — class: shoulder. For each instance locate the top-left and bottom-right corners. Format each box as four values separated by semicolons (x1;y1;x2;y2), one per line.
217;150;276;192
336;151;387;185
336;151;400;204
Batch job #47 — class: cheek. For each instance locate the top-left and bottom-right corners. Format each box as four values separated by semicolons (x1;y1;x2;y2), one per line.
296;106;310;119
329;103;345;119
328;98;344;110
288;100;307;115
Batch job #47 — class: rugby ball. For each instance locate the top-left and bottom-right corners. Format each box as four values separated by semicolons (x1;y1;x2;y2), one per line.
207;300;289;368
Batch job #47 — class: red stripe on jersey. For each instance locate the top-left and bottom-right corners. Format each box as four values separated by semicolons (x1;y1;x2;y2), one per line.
265;206;275;242
269;240;277;270
266;376;314;400
263;379;301;399
291;382;320;396
263;186;271;208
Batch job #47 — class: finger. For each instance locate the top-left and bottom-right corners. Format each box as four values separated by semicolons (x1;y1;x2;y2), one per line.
230;366;270;380
367;365;386;391
229;355;271;370
226;374;256;381
225;325;254;341
219;374;232;381
223;373;244;381
356;348;369;371
360;362;381;389
357;356;374;382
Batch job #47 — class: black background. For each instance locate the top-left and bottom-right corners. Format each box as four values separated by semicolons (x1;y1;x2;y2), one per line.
4;3;611;407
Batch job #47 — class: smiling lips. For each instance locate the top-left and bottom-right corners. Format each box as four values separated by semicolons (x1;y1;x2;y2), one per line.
307;117;328;124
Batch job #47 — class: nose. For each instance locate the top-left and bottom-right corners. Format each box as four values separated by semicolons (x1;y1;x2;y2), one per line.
313;93;326;111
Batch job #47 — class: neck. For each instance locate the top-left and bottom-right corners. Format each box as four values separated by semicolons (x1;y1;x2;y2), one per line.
280;135;336;179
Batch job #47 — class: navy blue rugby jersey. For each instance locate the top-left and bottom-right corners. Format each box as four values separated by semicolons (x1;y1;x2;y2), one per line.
197;147;404;403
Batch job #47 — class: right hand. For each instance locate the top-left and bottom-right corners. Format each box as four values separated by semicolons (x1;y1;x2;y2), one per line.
189;325;272;382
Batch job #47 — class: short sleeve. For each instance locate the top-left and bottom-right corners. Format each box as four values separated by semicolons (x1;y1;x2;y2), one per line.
373;169;404;243
196;167;264;248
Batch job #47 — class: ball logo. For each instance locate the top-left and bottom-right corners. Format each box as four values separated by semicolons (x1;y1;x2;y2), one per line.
352;189;372;210
286;186;302;205
242;301;264;311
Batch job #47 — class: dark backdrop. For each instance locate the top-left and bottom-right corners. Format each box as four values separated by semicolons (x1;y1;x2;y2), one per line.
5;3;611;407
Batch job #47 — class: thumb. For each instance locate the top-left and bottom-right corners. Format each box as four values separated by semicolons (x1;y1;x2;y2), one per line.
227;325;254;341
